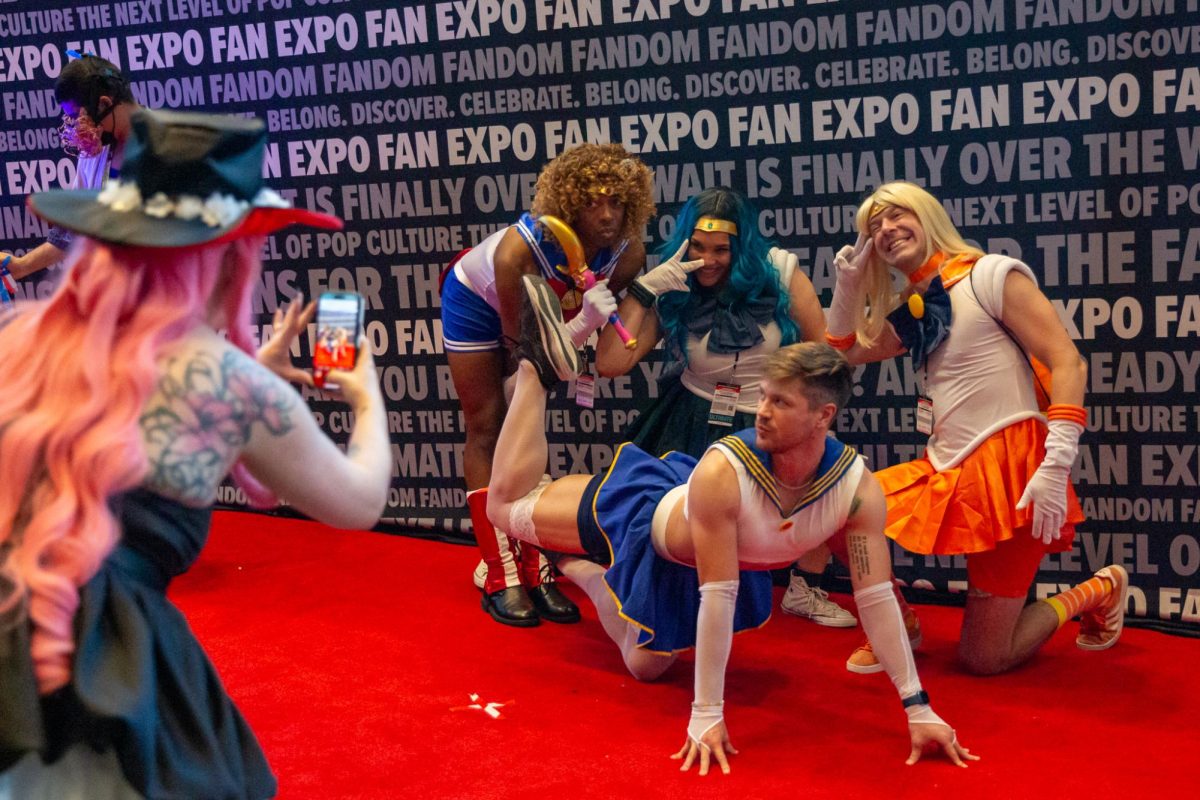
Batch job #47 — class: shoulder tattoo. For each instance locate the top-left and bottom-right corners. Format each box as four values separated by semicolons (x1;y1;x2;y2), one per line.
140;351;296;501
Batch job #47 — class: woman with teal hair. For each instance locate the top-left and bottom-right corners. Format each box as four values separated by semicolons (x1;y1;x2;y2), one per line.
597;188;817;451
596;187;854;627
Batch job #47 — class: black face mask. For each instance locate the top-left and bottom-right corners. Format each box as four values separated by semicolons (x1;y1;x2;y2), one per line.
90;101;117;146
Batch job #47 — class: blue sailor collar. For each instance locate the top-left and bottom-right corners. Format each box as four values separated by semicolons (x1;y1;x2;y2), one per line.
716;429;858;515
514;211;629;283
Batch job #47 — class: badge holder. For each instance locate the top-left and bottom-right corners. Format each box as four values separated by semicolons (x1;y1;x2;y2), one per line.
708;382;741;427
916;396;934;435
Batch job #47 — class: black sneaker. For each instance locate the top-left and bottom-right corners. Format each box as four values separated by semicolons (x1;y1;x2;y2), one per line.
519;274;582;388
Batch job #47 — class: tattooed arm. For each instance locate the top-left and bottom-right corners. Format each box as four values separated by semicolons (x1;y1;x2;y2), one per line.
143;333;390;528
838;469;976;768
840;471;891;590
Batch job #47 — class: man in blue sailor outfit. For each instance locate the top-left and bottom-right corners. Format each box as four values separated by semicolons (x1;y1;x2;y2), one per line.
483;273;978;777
441;143;656;627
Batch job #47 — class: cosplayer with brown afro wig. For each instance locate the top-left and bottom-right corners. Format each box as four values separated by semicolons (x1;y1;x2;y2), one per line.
441;141;655;631
531;143;656;245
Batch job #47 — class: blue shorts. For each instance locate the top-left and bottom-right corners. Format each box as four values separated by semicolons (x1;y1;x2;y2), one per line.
440;273;501;353
578;443;774;654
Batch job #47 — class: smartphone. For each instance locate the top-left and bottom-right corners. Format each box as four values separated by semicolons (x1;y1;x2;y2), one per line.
312;291;364;390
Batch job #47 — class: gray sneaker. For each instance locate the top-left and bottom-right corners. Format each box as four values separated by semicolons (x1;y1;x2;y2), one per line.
519;274;582;387
780;574;857;627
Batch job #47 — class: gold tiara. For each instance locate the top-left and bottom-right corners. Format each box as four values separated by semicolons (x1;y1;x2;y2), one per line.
695;217;737;235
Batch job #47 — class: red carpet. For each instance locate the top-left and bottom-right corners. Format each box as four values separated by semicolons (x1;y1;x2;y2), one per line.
169;512;1197;799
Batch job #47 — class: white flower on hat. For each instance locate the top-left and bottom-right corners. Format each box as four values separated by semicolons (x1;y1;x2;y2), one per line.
174;195;205;221
253;188;289;209
201;193;248;227
98;180;143;213
143;192;174;219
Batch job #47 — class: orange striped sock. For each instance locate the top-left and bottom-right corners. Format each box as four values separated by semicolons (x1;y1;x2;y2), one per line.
1042;574;1116;628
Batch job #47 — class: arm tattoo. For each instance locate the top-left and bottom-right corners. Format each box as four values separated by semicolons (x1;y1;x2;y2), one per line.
140;351;295;502
846;533;871;581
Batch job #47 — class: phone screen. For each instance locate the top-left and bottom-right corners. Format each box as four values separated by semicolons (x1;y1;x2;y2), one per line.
313;292;363;389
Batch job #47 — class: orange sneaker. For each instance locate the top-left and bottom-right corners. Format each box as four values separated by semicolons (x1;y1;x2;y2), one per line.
845;607;923;674
1076;564;1129;651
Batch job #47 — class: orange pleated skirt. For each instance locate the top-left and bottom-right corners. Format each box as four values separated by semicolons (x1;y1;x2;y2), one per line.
877;418;1083;556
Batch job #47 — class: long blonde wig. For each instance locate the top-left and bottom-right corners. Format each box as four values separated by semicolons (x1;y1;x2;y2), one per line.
852;182;983;346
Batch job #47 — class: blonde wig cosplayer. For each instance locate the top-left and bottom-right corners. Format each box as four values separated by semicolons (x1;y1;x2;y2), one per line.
852;181;983;347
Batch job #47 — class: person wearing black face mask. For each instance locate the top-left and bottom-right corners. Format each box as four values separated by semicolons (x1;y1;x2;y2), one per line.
1;54;143;282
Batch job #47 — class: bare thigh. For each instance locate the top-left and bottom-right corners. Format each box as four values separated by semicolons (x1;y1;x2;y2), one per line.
527;474;593;553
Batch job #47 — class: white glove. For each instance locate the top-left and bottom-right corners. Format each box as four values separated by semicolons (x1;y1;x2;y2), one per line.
564;279;617;347
834;233;873;287
767;246;798;285
689;580;737;745
636;240;705;297
827;234;873;336
854;581;921;698
906;704;949;727
1016;418;1083;544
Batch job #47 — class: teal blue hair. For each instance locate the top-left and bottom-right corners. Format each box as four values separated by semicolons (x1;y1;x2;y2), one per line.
656;188;798;363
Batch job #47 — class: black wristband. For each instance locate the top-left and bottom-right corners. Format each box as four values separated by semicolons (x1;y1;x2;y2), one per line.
628;280;656;308
901;690;930;709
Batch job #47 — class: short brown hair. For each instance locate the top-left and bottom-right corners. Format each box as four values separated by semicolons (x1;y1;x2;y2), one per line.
55;55;133;119
764;342;854;412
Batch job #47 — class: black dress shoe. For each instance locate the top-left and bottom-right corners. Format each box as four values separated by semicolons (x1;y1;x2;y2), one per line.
481;587;539;627
527;582;581;624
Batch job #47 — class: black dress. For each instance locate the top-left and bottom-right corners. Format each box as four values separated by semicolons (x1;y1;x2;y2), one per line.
0;488;276;799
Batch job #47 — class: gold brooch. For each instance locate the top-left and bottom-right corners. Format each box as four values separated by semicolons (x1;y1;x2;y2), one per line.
907;293;925;319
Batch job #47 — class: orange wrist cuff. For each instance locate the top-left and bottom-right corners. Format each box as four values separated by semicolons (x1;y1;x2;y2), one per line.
1046;403;1087;427
825;331;857;351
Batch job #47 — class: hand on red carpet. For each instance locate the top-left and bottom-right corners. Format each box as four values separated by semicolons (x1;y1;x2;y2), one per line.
905;722;979;768
672;721;737;776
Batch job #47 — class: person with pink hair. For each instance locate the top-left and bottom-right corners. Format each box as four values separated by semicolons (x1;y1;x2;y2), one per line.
0;109;391;799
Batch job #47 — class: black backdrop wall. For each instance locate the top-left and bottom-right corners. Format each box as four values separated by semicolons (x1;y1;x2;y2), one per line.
2;0;1198;632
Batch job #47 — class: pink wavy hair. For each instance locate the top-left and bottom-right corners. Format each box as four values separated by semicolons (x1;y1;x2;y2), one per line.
0;235;273;694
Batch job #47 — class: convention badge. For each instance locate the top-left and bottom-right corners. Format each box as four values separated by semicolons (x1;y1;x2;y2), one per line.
916;396;934;435
575;373;595;408
559;287;582;312
708;383;741;427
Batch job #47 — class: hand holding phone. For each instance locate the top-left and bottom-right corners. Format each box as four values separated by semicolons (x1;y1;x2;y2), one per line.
313;291;364;390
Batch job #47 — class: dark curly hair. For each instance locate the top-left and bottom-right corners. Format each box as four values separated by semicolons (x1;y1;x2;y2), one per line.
530;143;655;244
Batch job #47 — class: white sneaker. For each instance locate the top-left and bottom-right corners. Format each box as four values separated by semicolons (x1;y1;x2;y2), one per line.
780;574;857;627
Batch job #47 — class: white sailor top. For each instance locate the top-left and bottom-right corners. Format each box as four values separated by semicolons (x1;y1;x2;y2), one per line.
921;254;1043;471
452;211;629;316
687;430;865;568
680;323;784;413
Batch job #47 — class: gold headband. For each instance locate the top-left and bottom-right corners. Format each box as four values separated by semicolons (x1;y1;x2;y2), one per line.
695;217;737;236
